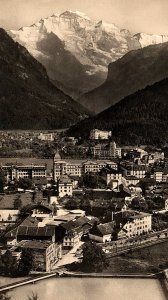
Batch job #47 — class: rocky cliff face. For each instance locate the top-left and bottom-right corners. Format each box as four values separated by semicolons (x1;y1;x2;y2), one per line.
78;42;168;113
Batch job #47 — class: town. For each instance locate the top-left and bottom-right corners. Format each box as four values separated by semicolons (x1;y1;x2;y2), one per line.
0;128;168;278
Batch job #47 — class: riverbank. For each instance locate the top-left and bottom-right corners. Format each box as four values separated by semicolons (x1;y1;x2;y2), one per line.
96;240;168;275
157;270;168;299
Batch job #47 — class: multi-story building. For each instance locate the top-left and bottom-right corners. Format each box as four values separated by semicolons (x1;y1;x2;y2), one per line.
18;240;62;272
58;177;73;198
100;167;122;187
119;163;147;179
38;133;54;141
116;210;152;239
2;164;47;181
53;152;118;180
91;141;121;158
90;129;112;140
153;168;168;182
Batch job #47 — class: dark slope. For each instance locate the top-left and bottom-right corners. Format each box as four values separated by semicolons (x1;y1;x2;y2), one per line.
78;42;168;114
68;78;168;145
0;28;89;130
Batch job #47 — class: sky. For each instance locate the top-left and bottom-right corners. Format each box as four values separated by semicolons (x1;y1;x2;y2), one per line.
0;0;168;34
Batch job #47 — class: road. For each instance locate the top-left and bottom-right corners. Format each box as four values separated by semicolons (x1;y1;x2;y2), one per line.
54;241;84;269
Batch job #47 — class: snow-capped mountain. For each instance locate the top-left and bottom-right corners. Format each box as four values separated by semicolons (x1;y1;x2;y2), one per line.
9;10;168;97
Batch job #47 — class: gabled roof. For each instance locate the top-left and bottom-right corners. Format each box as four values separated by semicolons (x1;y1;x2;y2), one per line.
75;216;91;227
90;222;115;237
22;204;53;213
18;240;53;250
17;226;55;237
4;216;39;238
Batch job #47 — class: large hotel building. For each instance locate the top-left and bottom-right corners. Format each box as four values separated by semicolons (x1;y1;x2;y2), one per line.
53;152;117;180
2;164;47;181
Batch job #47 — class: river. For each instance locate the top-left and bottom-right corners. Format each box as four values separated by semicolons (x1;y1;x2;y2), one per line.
6;278;166;300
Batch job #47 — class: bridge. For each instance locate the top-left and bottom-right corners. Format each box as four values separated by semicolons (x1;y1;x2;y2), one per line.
0;271;62;292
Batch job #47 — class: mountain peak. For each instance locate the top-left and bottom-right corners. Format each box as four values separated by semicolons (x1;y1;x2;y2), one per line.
9;11;168;100
60;10;91;20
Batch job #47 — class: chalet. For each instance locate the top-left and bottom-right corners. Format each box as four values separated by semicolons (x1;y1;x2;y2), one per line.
21;204;53;221
55;216;95;249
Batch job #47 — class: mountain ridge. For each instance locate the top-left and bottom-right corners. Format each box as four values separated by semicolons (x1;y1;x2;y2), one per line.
0;28;89;130
78;41;168;113
68;78;168;146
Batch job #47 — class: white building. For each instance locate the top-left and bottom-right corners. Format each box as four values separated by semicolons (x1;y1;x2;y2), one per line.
109;141;122;158
2;164;47;181
38;133;54;141
153;169;168;182
120;164;147;179
58;177;73;198
90;129;112;140
165;199;168;211
118;211;152;239
53;152;118;180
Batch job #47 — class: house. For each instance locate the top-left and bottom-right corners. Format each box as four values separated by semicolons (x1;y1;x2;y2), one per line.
89;222;115;243
18;240;62;272
58;221;83;250
21;204;53;221
111;200;128;216
55;216;94;249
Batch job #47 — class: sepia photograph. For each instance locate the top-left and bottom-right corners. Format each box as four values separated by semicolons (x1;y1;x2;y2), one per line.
0;0;168;299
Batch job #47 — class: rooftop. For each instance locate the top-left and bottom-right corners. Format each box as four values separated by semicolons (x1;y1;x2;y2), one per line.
18;240;53;250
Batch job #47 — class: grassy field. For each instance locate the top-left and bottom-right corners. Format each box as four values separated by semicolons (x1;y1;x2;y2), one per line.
0;191;46;209
105;241;168;274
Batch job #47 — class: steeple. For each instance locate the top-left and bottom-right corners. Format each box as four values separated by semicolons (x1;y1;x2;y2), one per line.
53;150;61;161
